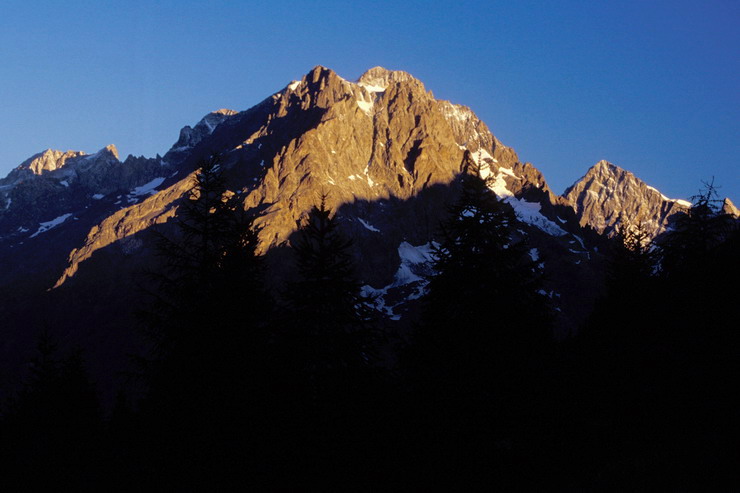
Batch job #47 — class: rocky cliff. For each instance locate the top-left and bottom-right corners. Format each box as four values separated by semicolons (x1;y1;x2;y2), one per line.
50;66;582;290
5;64;733;402
564;160;693;238
4;65;715;327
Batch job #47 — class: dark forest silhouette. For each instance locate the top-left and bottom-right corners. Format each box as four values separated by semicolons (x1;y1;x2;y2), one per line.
1;159;738;490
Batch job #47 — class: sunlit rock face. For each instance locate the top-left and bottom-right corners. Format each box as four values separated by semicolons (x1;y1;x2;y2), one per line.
5;64;737;402
52;65;564;290
563;160;693;239
2;65;734;341
722;198;739;218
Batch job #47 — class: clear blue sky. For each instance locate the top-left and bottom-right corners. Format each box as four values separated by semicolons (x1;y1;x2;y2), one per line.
1;0;737;200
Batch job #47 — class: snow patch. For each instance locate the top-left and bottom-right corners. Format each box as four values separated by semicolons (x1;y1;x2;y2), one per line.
361;241;438;320
487;170;513;198
357;218;380;233
647;185;692;208
474;147;498;164
398;241;436;266
59;180;69;187
359;83;386;93
499;167;518;178
529;248;539;261
92;194;104;200
288;81;300;91
357;99;373;115
363;163;375;187
504;197;568;236
130;177;165;197
30;213;73;238
481;166;566;236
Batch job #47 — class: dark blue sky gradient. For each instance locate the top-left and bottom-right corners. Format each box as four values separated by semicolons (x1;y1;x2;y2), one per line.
1;1;737;200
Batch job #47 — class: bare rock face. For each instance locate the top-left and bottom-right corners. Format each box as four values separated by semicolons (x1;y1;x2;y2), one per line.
5;66;713;333
7;149;86;180
564;160;692;238
53;175;192;287
722;197;740;218
55;65;557;289
6;64;738;406
167;109;239;157
26;149;85;174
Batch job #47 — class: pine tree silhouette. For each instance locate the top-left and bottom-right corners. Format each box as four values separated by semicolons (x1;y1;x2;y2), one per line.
659;178;735;275
136;154;272;488
416;157;551;372
264;196;385;487
0;331;102;489
280;196;377;401
400;157;553;488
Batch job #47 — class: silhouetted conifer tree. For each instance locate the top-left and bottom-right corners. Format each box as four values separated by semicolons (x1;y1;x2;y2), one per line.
415;159;551;375
659;178;735;275
136;154;273;488
401;158;552;488
0;331;101;489
266;196;385;487
280;196;378;401
584;221;659;346
568;179;740;489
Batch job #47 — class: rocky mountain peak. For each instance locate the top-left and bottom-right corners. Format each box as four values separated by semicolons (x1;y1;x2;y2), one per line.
88;144;119;162
105;144;119;159
564;160;690;238
15;149;86;177
358;66;417;90
722;197;739;217
169;109;238;154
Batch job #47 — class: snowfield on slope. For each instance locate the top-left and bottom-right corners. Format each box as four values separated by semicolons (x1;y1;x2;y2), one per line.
30;213;73;238
361;241;437;320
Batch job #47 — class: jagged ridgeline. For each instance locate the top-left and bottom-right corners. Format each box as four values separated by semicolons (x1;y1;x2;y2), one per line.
1;65;739;490
0;66;737;399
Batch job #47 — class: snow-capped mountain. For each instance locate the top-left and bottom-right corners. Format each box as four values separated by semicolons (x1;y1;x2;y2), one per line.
0;66;733;400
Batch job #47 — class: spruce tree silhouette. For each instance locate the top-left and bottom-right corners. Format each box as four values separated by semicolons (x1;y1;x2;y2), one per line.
281;195;377;400
272;195;382;488
566;180;740;489
137;154;272;488
585;221;659;346
415;157;551;378
404;156;552;488
0;330;102;489
659;178;735;275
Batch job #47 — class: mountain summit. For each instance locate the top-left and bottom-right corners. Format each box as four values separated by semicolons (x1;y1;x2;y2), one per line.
564;160;693;238
0;66;735;402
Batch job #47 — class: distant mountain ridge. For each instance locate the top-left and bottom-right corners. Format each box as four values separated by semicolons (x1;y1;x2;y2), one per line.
564;160;694;238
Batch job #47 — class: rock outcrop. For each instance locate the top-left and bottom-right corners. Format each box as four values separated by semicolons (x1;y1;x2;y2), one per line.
1;65;732;329
45;66;589;293
11;149;86;177
564;160;692;238
722;197;739;218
